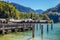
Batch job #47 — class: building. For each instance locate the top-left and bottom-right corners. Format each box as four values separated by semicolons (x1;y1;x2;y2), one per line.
9;19;34;22
0;19;6;23
40;20;47;23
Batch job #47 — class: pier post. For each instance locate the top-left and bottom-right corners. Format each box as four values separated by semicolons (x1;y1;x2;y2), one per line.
5;29;11;34
36;24;38;30
32;24;34;38
40;23;41;29
15;29;18;32
41;25;43;40
2;24;5;35
47;23;49;33
41;25;43;33
51;23;53;30
23;24;25;31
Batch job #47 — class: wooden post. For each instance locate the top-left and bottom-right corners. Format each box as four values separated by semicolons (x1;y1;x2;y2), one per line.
32;24;34;38
15;29;18;32
51;23;53;30
2;24;5;35
41;25;43;33
23;23;25;31
36;24;38;30
47;23;49;33
41;25;43;40
6;29;11;34
40;23;41;29
15;24;18;32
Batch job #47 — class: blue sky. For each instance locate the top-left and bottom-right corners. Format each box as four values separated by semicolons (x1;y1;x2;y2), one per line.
5;0;60;11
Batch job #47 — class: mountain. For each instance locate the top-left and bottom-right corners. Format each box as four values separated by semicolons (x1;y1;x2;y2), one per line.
0;1;50;21
11;3;44;14
43;3;60;23
43;3;60;14
11;3;35;13
35;10;43;14
0;1;20;19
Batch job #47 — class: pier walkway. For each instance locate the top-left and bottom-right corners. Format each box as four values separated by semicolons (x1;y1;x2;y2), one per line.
0;23;34;34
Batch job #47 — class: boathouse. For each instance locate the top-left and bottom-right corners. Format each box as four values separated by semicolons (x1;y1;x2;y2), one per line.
9;19;34;22
40;20;47;23
0;19;6;23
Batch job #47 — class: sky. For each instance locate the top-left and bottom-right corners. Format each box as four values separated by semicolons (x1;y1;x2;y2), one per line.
4;0;60;11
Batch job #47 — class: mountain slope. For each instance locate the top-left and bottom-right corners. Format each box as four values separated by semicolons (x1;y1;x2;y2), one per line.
0;1;20;19
43;3;60;14
35;10;43;14
11;3;35;12
0;1;50;21
43;3;60;23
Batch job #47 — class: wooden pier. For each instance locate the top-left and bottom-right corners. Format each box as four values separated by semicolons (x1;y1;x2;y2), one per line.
0;23;34;34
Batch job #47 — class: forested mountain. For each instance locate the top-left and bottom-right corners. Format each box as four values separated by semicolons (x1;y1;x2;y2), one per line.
11;3;35;13
43;4;60;23
12;3;43;14
0;1;20;19
0;1;51;22
43;4;60;13
35;10;43;14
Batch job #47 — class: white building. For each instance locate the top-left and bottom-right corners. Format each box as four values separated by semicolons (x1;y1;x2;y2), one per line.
40;20;47;22
9;18;34;22
0;19;6;23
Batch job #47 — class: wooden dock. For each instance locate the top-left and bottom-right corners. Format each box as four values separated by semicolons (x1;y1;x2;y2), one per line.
0;23;34;34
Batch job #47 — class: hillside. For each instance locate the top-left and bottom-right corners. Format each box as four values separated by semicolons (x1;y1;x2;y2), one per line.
35;9;43;14
0;1;20;19
12;3;43;14
11;3;35;13
0;1;51;22
43;3;60;23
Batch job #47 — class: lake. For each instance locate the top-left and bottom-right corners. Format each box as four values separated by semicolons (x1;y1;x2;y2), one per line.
0;23;60;40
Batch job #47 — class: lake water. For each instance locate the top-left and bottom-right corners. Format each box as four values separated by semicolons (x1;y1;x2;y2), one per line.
0;23;60;40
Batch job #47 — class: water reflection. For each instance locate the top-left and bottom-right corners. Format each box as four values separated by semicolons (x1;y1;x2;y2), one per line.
51;24;53;30
36;24;38;30
31;24;35;40
41;25;43;40
40;23;41;29
47;24;49;34
32;38;34;40
0;23;60;40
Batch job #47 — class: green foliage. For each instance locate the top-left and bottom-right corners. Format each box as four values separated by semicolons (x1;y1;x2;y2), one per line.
38;14;50;20
0;1;20;19
0;1;51;21
19;12;50;20
47;20;54;23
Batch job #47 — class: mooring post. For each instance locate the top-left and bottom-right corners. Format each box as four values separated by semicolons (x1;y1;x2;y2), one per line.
51;22;53;30
2;24;5;35
36;24;38;30
23;23;25;32
47;23;49;33
41;25;43;40
15;24;18;32
15;29;18;32
40;23;41;29
32;24;34;38
41;25;43;33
